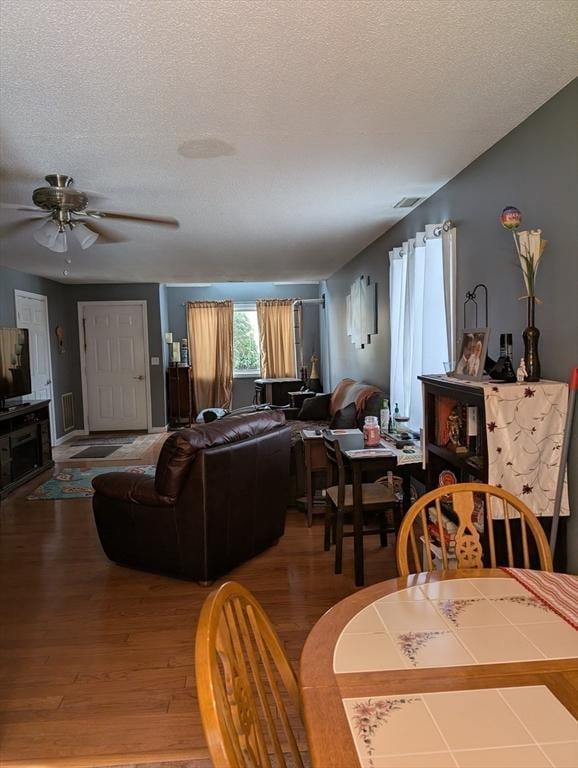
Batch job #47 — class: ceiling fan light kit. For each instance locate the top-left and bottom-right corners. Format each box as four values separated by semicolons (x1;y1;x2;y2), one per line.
73;221;99;250
1;174;179;253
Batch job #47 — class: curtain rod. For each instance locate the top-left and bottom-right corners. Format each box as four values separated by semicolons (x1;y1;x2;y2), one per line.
181;296;325;307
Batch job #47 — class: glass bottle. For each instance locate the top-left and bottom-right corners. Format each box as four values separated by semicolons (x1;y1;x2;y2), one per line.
363;415;381;447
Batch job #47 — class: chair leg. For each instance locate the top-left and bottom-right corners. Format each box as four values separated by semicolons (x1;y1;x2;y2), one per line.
394;502;403;534
379;510;388;547
324;503;333;551
334;508;344;574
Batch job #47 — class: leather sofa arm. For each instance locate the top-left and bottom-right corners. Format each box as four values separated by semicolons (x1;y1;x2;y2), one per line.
92;472;173;507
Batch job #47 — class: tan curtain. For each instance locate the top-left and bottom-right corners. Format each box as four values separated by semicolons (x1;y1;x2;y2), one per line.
256;299;296;378
187;300;233;411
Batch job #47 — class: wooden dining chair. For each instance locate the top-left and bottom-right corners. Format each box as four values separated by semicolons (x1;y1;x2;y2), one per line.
395;482;553;576
195;581;307;768
323;432;401;575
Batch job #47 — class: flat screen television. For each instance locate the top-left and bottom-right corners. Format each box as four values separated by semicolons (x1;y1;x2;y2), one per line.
0;327;32;402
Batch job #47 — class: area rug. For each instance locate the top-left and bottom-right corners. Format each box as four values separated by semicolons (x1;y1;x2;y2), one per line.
70;446;120;459
70;436;137;446
28;465;156;500
53;433;167;462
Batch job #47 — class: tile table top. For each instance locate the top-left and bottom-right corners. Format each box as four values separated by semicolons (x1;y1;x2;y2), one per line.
343;685;578;768
334;578;578;673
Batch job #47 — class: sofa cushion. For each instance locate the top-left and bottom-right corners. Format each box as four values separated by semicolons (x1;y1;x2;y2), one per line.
155;410;286;500
356;392;384;428
330;401;358;429
297;393;331;420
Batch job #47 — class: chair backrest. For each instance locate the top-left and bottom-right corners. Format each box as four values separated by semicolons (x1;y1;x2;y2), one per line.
396;482;553;576
323;431;347;507
195;581;306;768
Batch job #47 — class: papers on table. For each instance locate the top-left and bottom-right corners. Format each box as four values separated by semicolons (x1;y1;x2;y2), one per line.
345;448;395;458
302;429;323;439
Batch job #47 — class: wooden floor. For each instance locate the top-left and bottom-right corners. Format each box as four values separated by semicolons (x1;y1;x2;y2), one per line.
0;439;398;767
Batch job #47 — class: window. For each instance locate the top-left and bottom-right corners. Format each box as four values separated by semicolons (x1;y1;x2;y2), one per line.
389;226;456;431
233;303;261;376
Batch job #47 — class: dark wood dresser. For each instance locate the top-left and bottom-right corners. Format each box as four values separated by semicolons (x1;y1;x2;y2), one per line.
167;365;193;426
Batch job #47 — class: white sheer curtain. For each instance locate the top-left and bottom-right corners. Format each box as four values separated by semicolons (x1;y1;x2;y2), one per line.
389;225;456;431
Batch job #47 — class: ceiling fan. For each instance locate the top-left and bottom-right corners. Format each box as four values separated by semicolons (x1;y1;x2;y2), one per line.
0;174;179;252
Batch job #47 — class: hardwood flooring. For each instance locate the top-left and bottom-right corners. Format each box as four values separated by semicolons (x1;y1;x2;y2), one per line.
0;439;397;767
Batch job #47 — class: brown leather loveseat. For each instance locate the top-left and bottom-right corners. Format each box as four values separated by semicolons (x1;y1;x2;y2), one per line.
92;411;291;583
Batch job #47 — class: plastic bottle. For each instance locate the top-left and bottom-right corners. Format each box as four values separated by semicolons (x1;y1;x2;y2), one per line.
393;402;400;433
363;416;381;447
380;398;390;433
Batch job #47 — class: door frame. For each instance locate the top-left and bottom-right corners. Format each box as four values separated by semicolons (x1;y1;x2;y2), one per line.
14;289;57;445
77;300;153;433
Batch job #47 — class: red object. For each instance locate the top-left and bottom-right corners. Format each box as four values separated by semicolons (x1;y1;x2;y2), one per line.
363;422;380;447
570;367;578;391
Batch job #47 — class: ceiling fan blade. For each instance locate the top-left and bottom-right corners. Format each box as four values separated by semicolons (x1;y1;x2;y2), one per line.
0;202;40;212
0;166;43;184
84;210;179;228
80;219;130;244
0;217;45;237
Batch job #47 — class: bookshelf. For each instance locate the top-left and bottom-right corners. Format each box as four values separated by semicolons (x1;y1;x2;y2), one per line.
419;375;487;489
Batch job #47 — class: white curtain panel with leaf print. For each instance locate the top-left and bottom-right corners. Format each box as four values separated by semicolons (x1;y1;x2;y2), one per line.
389;225;456;431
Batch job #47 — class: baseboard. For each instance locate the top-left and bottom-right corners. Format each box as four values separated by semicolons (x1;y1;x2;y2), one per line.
53;429;88;446
148;424;169;434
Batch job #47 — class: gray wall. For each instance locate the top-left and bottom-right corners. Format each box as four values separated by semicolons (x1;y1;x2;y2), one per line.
0;267;168;434
165;282;322;408
0;264;84;437
325;78;578;568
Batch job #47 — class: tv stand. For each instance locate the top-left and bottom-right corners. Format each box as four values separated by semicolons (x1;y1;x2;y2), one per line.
0;400;53;499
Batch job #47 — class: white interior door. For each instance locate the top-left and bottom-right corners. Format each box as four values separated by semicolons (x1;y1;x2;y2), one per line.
81;302;149;431
14;291;57;442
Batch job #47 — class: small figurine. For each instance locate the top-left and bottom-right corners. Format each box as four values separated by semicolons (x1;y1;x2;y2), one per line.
516;357;527;383
307;354;322;392
447;406;468;453
447;407;461;446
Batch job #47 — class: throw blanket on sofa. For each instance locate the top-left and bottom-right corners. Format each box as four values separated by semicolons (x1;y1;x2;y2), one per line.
330;378;383;416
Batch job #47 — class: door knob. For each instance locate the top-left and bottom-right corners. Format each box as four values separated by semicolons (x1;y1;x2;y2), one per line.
133;375;145;380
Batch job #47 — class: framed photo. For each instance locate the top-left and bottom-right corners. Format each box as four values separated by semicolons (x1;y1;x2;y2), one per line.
453;328;489;380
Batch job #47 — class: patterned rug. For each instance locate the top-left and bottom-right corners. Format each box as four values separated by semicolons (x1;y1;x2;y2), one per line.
28;465;156;500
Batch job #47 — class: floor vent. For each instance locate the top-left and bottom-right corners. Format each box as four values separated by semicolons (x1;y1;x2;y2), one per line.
61;393;75;432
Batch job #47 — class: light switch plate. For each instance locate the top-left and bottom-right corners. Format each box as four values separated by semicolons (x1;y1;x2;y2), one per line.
151;357;160;366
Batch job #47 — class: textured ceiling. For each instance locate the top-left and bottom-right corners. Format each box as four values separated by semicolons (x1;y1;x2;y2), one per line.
0;0;576;283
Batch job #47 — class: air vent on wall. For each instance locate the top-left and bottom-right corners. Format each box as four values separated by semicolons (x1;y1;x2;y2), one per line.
61;393;75;432
393;196;424;209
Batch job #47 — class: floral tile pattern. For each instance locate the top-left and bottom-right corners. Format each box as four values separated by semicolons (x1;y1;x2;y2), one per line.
343;686;577;768
436;598;479;626
350;697;419;766
333;578;577;673
395;631;444;665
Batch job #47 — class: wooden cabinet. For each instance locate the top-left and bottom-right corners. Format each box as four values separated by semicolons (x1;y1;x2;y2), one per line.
420;375;487;489
0;400;54;499
167;365;193;426
419;374;567;569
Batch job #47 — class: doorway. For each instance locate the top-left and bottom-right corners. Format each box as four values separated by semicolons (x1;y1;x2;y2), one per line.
78;301;152;432
14;290;57;444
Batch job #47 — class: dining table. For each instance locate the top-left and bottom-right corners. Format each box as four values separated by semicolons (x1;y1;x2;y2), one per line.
299;568;578;768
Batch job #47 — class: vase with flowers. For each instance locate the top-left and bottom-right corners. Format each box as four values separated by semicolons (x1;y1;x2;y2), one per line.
500;207;547;382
